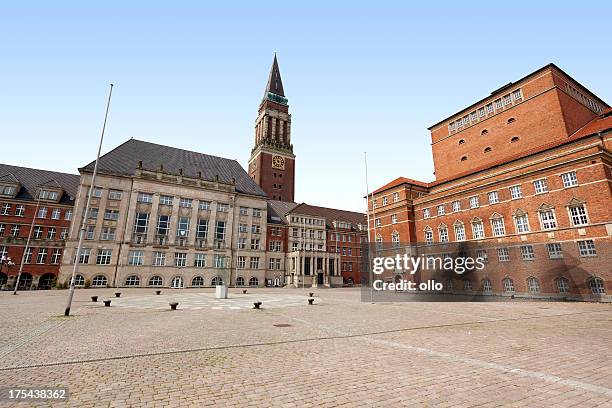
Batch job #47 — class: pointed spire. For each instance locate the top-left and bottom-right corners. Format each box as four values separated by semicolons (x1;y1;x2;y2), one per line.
265;53;285;97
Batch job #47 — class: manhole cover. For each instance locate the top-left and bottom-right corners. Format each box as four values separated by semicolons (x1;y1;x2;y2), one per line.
273;324;292;327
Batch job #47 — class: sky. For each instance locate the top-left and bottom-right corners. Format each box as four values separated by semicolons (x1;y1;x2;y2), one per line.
1;2;611;212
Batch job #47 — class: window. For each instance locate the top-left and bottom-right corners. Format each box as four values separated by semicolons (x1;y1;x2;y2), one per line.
51;208;61;220
533;179;548;194
156;215;170;236
125;275;140;286
472;220;484;239
23;247;33;263
179;198;192;208
391;232;400;247
196;219;208;239
133;212;150;235
237;256;246;269
476;249;488;263
215;221;226;241
0;223;4;236
392;192;400;203
423;209;430;219
461;156;468;162
454;223;465;241
108;189;123;200
269;258;281;270
439;226;449;243
515;214;530;233
577;240;596;257
194;253;207;267
437;205;445;216
217;203;229;212
98;227;114;241
509;185;522;199
485;103;493;114
452;201;461;212
96;249;112;265
249;257;260;269
540;210;557;230
76;248;90;264
588;277;605;294
502;277;515;292
64;209;72;220
463;279;472;291
104;209;119;221
478;107;485;117
128;250;144;265
375;218;381;227
238;238;247;250
520;245;535;261
47;227;56;239
211;276;223;286
34;226;44;239
561;171;577;188
503;94;512;105
191;276;204;287
527;277;540;293
555;277;570;293
470;111;477;122
391;214;398;224
569;204;588;226
148;276;163;287
51;248;62;264
153;252;166;266
72;274;85;286
36;248;48;264
507;117;515;124
0;186;16;196
494;99;503;109
269;240;282;252
92;275;107;287
512;89;522;100
252;208;262;218
546;243;563;259
176;217;190;237
469;196;479;209
483;278;492;293
137;193;153;203
198;201;210;210
424;229;433;245
10;224;20;237
497;247;510;262
251;239;260;250
159;195;173;206
511;136;520;143
249;277;259;287
15;205;25;217
2;203;13;215
484;147;491;153
175;252;187;267
251;224;261;234
239;206;248;215
90;187;102;198
382;197;388;206
488;191;499;204
37;207;48;218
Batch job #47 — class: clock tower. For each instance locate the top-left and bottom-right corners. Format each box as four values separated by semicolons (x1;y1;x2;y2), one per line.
248;54;296;202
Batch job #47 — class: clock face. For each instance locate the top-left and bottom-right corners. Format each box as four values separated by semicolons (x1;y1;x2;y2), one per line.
272;155;285;170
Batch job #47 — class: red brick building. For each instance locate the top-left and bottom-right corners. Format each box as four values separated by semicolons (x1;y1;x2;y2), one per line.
369;64;611;300
0;164;79;289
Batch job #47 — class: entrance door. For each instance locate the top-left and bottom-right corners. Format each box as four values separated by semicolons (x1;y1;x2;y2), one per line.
171;276;184;288
317;272;324;285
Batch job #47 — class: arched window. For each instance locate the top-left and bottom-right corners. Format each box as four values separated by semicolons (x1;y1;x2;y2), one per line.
191;276;204;287
148;275;163;287
555;277;570;293
171;276;184;288
460;156;468;162
502;277;514;293
511;136;520;143
249;277;259;287
458;139;465;145
92;275;107;287
391;231;400;247
438;224;449;243
484;147;492;153
588;277;605;294
527;277;540;293
481;129;488;135
236;276;245;286
211;276;223;286
18;273;33;289
463;279;472;291
38;273;56;289
0;272;8;286
483;278;492;293
507;117;515;124
346;277;354;286
375;234;383;250
73;274;85;286
125;275;140;286
424;227;433;245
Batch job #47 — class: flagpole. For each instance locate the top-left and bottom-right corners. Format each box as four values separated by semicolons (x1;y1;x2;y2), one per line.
13;192;42;294
364;152;374;303
64;84;114;316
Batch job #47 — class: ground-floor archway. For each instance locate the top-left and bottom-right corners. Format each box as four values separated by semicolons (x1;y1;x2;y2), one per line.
38;273;56;289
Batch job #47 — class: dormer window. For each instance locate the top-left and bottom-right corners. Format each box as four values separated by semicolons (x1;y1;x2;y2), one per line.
0;185;17;196
38;189;61;201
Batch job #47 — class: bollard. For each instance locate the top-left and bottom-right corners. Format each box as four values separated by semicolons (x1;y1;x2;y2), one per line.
103;300;111;307
169;302;178;310
155;290;161;295
308;298;314;305
115;292;121;298
253;301;262;309
242;289;247;294
309;292;314;297
91;296;98;302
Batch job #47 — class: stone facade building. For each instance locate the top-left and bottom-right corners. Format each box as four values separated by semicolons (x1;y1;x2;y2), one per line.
0;164;79;289
369;64;611;301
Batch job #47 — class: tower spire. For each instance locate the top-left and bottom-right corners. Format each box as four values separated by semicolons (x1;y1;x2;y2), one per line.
265;53;285;97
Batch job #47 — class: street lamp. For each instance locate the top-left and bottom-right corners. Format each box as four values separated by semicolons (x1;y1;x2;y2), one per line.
1;256;16;289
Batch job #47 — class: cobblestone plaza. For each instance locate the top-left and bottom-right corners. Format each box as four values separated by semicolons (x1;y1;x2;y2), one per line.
0;288;610;407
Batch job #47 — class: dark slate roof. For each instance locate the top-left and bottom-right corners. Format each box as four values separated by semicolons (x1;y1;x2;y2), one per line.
290;203;367;230
80;139;267;197
0;164;80;205
267;200;299;224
